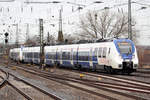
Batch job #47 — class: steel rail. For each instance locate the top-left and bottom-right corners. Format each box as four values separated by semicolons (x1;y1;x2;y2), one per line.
79;71;150;88
3;62;150;90
2;64;118;100
0;70;8;89
38;73;148;100
1;61;149;100
32;70;150;94
0;69;33;100
136;70;150;74
9;73;63;100
0;68;63;100
21;66;150;91
7;81;33;100
11;65;147;100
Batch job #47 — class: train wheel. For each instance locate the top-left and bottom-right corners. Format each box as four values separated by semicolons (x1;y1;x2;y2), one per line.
78;65;82;69
77;65;82;71
104;66;114;74
127;72;131;75
57;63;60;68
93;66;96;72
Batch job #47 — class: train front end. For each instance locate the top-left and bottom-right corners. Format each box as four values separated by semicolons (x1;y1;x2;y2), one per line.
113;39;138;74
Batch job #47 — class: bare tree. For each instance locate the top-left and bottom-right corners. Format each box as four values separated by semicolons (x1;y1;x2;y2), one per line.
46;34;55;45
24;35;40;46
78;9;138;41
63;33;77;43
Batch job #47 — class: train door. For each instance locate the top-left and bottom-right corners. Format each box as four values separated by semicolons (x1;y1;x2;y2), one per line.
55;48;58;63
98;47;108;65
60;49;63;65
106;47;111;66
73;46;79;66
89;48;93;68
97;47;103;65
70;48;73;65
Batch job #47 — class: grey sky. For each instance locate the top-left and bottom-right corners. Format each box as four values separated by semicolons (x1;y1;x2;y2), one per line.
0;0;150;45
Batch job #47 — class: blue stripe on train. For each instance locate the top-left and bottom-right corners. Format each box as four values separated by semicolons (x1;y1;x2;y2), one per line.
33;59;39;64
24;58;32;63
92;56;98;67
45;59;53;65
78;61;90;68
62;60;72;67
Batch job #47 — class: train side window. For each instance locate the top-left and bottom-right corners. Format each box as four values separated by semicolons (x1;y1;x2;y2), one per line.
26;53;29;58
108;48;110;54
60;50;62;60
57;52;60;59
68;52;70;60
34;52;38;58
94;48;98;58
73;52;77;60
89;48;92;61
62;52;70;60
70;49;73;60
46;52;50;59
32;52;34;58
30;52;33;58
54;52;56;59
98;48;102;57
84;52;89;61
78;51;89;61
102;47;107;58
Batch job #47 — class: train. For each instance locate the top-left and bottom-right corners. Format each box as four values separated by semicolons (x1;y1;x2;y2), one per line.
9;38;139;74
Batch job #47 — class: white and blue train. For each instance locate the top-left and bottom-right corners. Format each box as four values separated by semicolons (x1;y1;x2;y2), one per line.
9;38;139;74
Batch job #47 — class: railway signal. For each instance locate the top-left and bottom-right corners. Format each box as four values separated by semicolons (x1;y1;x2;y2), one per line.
4;32;9;43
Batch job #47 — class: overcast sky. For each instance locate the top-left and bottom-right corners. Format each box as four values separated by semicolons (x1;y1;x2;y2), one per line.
0;0;150;45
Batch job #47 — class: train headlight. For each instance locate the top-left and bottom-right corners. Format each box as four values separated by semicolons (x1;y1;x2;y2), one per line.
132;54;135;58
119;64;122;68
119;54;122;59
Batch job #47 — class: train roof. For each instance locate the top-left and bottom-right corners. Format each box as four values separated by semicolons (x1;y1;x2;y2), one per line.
10;38;134;50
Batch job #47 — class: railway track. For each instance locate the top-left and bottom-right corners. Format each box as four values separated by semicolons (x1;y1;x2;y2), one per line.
53;67;150;89
0;70;8;89
0;68;63;100
4;65;118;100
3;62;148;100
28;67;150;94
80;71;150;88
136;70;150;74
1;59;150;99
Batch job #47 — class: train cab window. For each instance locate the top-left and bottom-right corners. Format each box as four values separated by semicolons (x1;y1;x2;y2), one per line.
117;42;132;54
98;48;102;57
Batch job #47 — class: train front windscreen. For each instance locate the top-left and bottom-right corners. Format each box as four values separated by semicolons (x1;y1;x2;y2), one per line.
117;42;132;54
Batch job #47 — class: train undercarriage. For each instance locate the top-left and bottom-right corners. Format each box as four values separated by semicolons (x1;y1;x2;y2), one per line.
103;61;136;74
